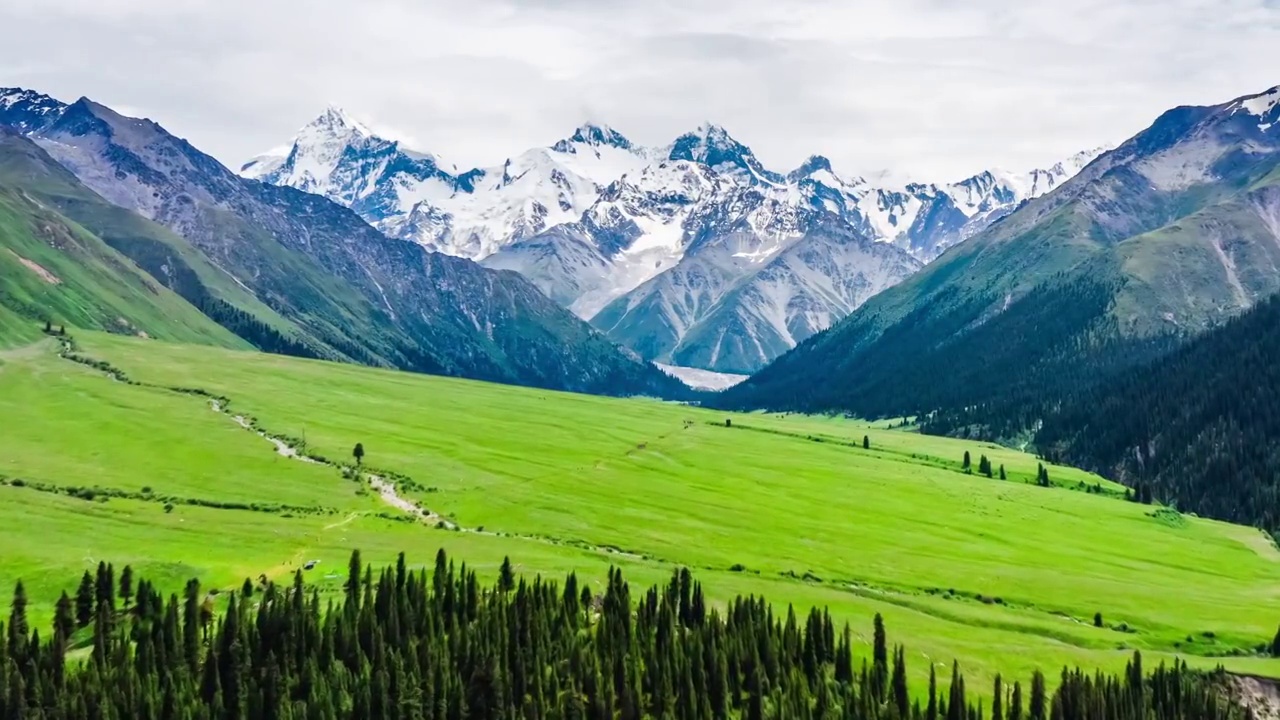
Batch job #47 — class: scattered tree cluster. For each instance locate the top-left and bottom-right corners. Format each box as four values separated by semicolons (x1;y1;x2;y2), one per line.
0;550;1243;720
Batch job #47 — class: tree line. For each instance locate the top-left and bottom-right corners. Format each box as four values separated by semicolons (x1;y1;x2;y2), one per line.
0;550;1242;720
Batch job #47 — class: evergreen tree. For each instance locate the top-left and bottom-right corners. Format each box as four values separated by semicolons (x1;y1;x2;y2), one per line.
346;549;363;604
999;465;1007;481
119;565;134;610
353;442;365;466
863;435;871;450
963;451;971;470
499;556;515;593
992;675;1003;720
872;613;889;702
1030;670;1047;720
979;455;993;478
74;571;94;628
891;646;909;718
7;581;28;660
53;591;74;642
927;664;938;720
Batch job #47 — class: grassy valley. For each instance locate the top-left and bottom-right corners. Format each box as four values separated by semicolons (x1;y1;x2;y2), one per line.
3;330;1278;700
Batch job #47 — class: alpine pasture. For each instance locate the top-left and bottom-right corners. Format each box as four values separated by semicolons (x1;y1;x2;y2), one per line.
2;331;1279;694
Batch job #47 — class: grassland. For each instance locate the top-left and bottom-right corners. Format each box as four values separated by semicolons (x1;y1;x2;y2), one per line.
2;331;1279;697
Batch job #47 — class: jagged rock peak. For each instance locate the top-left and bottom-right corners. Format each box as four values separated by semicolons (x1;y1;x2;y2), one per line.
555;122;634;151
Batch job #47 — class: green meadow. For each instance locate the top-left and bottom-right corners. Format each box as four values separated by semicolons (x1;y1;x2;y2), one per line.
2;331;1279;696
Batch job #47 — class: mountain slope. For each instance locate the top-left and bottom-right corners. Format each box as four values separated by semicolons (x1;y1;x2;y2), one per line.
1036;290;1280;535
721;84;1280;420
1;88;684;397
0;130;246;348
592;216;920;374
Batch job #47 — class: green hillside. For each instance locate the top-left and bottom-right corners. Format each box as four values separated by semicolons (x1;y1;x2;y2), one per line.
3;332;1278;696
0;130;338;356
0;171;245;348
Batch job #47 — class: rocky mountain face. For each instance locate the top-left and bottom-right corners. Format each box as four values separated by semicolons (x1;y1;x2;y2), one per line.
245;110;1099;372
0;88;686;398
720;84;1280;423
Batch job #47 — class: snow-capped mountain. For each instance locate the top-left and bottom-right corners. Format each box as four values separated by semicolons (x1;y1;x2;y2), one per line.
243;113;658;259
784;147;1109;260
242;110;1103;372
484;160;726;317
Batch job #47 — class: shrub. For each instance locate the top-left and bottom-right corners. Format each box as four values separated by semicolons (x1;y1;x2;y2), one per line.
1094;612;1103;627
729;564;747;573
163;503;175;513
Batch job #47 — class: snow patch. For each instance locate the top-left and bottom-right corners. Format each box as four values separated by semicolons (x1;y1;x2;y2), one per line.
654;363;748;390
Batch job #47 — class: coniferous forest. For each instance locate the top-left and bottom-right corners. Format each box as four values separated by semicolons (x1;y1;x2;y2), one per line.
0;551;1241;720
1033;293;1280;536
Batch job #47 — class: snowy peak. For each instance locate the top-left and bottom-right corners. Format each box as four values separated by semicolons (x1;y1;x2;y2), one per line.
309;105;374;138
553;122;634;152
1230;85;1280;131
788;155;834;182
0;87;67;133
667;123;783;185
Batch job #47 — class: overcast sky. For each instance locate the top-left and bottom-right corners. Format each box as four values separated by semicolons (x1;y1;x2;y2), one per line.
2;0;1278;181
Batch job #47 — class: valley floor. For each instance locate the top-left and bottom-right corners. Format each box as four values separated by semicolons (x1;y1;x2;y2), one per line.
3;331;1279;700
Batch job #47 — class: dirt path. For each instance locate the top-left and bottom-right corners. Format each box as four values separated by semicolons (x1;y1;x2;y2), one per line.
59;338;653;565
367;474;456;529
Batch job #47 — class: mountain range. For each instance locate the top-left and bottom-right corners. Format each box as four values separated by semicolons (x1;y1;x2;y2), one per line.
242;111;1105;372
721;84;1280;423
0;87;686;398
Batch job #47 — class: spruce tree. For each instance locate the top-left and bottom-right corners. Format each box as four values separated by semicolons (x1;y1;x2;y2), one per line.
892;646;909;718
872;613;889;701
7;581;28;660
119;566;134;610
75;571;94;628
863;435;871;450
992;675;1003;720
963;451;972;470
1029;670;1046;720
927;664;938;720
499;556;515;593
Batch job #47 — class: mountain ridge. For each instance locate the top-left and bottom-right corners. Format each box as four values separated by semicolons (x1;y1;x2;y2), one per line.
718;83;1280;421
243;107;1103;371
0;86;688;398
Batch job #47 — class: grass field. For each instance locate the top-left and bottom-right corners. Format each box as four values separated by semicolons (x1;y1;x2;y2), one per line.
3;331;1279;697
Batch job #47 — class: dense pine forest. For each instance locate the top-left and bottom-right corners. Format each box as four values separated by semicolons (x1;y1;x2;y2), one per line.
1031;293;1280;536
0;551;1243;720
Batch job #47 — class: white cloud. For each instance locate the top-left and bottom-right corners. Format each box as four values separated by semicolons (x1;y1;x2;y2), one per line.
0;0;1276;180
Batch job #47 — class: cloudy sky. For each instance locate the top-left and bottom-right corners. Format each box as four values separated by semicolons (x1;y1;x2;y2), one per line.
2;0;1278;180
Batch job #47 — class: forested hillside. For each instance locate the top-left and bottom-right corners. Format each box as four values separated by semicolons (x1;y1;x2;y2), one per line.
0;551;1243;720
1033;293;1280;535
